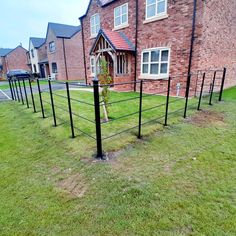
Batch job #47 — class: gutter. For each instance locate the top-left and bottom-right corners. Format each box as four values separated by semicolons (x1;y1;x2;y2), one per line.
62;38;69;80
134;0;139;92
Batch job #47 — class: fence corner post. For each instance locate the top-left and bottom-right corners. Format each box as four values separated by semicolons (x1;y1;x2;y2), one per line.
164;76;171;126
219;67;227;102
138;80;143;139
93;77;103;159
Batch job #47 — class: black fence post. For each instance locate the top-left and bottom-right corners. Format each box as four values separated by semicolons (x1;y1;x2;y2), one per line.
138;80;143;139
164;76;171;126
14;79;20;102
8;79;14;100
29;78;36;113
93;78;103;159
209;71;217;105
11;80;16;100
17;78;24;105
184;74;191;118
37;79;45;118
48;80;57;127
66;82;75;138
22;78;29;108
197;72;206;111
219;67;227;102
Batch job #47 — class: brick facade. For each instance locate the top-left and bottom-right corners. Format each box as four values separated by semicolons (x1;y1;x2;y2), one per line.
80;0;236;93
0;46;29;79
46;28;85;81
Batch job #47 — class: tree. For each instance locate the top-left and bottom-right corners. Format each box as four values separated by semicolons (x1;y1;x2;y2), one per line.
98;57;112;122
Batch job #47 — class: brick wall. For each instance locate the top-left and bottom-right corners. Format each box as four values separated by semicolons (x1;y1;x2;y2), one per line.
46;29;85;81
4;46;30;73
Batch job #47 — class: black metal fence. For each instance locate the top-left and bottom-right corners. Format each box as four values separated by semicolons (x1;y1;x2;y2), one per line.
8;67;227;159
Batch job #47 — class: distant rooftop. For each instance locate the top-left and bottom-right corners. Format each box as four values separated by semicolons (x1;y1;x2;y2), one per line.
0;48;13;57
30;37;45;48
99;0;116;6
48;23;81;39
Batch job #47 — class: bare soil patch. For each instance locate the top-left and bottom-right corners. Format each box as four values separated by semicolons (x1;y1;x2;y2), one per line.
187;110;225;127
57;173;88;198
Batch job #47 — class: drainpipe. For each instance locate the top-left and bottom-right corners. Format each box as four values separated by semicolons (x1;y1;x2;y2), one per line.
134;0;139;92
62;38;69;80
80;19;88;84
186;0;197;96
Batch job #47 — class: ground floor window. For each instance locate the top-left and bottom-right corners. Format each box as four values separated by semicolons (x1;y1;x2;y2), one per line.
116;53;128;75
90;56;95;75
141;47;170;77
52;62;58;73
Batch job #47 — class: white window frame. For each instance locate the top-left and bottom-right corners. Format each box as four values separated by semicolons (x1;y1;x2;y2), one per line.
114;3;129;29
90;56;95;75
145;0;167;20
141;47;170;79
90;13;100;37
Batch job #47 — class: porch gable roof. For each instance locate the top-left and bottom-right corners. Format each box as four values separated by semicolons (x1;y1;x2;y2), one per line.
90;29;135;55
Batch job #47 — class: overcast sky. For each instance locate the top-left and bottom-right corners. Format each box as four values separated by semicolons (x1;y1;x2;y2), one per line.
0;0;90;49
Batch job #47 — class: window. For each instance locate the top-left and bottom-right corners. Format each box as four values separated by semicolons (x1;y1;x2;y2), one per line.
114;3;128;28
31;49;34;58
146;0;167;19
90;14;100;37
52;63;58;73
49;41;56;52
90;56;95;75
116;53;129;75
141;48;170;77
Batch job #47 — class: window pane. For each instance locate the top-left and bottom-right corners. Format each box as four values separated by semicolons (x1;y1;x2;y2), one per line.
147;5;156;18
115;17;121;26
122;4;127;14
142;64;149;74
157;0;165;14
143;52;149;62
147;0;155;5
150;64;159;74
151;50;159;62
160;63;168;74
161;50;169;61
115;7;120;17
122;14;127;24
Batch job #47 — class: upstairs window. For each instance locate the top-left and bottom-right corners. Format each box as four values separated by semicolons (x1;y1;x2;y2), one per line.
146;0;167;19
31;49;34;58
52;62;58;73
114;3;128;28
90;14;100;37
141;48;170;77
49;41;56;52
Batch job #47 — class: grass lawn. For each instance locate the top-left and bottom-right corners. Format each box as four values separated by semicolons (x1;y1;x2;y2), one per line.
0;86;235;235
0;80;49;90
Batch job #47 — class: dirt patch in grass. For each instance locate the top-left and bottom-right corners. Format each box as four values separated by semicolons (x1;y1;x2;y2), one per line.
57;173;88;198
187;110;225;127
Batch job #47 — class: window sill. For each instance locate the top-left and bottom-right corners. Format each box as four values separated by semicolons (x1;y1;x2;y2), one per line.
49;51;56;54
143;14;168;24
113;24;129;31
139;75;169;80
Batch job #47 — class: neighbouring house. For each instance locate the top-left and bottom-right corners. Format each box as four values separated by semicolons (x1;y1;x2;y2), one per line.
29;37;50;78
79;0;236;92
44;22;85;80
0;45;29;79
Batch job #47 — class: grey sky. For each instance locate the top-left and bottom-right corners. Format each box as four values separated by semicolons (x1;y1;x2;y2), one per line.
0;0;90;49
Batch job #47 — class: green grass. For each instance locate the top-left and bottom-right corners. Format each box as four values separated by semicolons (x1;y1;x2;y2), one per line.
0;87;235;235
0;80;49;90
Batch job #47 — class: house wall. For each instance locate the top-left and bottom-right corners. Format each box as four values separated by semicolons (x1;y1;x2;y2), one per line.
81;0;236;93
29;41;40;73
81;0;137;86
46;29;85;81
193;0;236;89
4;46;29;73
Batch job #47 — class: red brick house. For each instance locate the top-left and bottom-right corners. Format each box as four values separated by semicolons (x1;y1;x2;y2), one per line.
45;22;85;81
79;0;236;91
0;46;29;79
